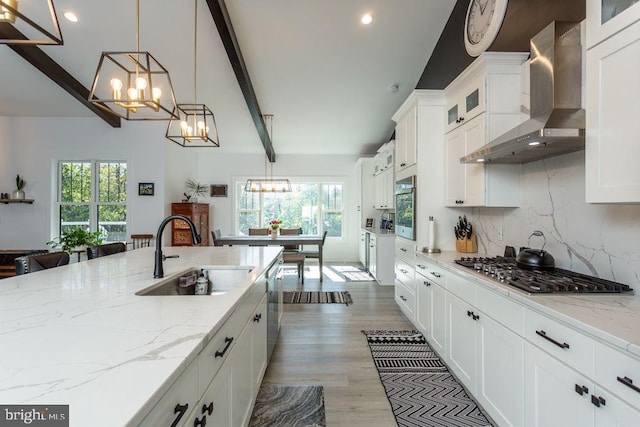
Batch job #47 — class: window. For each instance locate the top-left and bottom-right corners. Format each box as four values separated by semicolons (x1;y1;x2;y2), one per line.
57;161;127;242
236;181;344;237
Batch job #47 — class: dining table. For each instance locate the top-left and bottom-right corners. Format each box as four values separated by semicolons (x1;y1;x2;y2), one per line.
215;234;325;281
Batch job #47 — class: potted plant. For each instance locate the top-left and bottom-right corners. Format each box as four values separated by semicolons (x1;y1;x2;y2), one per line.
268;219;282;238
47;227;104;254
13;174;25;199
185;178;207;202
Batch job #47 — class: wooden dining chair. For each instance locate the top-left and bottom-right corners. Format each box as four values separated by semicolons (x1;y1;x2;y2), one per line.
130;234;154;249
248;228;269;246
280;228;304;283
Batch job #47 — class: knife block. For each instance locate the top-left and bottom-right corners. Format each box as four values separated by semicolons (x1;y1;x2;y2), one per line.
456;232;478;253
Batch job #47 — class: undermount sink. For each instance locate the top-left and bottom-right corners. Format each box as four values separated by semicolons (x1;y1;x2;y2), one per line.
136;266;255;296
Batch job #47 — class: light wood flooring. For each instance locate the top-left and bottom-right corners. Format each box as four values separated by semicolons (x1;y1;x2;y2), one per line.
261;263;413;426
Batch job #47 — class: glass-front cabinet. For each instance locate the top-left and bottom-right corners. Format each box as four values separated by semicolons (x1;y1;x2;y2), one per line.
587;0;640;48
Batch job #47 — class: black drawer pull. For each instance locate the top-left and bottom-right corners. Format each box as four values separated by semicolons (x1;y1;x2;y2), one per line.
574;384;588;396
253;313;262;322
416;264;426;269
214;337;234;358
193;416;206;427
430;272;441;278
535;330;570;349
400;268;408;274
467;310;473;317
472;313;479;321
423;281;431;287
400;295;407;301
591;395;606;407
172;403;189;427
202;402;214;415
400;248;407;252
617;376;640;394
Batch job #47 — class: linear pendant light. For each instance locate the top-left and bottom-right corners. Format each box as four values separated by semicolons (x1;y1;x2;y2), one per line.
245;115;292;192
166;0;219;147
0;0;63;45
87;0;178;121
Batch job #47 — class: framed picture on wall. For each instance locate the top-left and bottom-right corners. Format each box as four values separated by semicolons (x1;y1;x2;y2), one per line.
210;184;228;197
138;182;154;196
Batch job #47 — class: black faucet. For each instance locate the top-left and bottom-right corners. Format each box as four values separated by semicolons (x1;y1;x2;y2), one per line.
154;215;202;278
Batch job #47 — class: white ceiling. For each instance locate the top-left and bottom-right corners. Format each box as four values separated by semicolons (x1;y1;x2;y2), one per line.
0;0;455;156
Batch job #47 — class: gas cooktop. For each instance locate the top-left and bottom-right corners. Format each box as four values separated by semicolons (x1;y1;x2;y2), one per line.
455;256;634;294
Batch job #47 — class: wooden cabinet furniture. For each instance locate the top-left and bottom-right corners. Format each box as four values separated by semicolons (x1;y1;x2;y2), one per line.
171;203;209;246
443;53;527;207
586;18;640;203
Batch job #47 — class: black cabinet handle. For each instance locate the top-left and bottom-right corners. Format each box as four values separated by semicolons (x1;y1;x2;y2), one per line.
617;376;640;394
472;313;479;321
416;264;426;269
400;295;407;301
423;281;431;287
253;313;262;322
574;384;589;396
214;337;234;358
400;162;406;167
430;272;441;278
467;310;473;317
535;330;570;349
193;416;206;427
400;248;407;252
591;395;606;407
172;403;189;427
459;117;465;122
202;402;213;415
400;268;408;274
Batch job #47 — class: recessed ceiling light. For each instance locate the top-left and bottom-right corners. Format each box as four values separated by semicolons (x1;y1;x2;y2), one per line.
476;158;485;162
528;141;541;146
64;11;78;23
361;14;373;25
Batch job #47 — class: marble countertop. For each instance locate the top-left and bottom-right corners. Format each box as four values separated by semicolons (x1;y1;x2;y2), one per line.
0;246;281;427
362;227;396;237
416;250;640;358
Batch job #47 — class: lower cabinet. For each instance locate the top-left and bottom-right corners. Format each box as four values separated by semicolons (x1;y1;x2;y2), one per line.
447;292;477;390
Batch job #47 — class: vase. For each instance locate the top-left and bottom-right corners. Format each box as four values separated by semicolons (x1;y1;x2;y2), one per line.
271;229;279;238
12;190;25;200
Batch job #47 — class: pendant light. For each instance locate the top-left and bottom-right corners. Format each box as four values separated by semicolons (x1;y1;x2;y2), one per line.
87;0;178;121
166;0;219;147
244;115;292;192
0;0;63;45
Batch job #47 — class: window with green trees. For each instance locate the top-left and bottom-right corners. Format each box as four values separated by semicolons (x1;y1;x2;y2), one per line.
236;181;343;237
57;161;127;242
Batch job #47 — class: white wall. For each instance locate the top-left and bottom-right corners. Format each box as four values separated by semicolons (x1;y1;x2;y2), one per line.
0;117;363;262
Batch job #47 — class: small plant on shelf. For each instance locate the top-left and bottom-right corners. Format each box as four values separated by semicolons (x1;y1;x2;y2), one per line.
185;178;207;202
13;174;26;199
47;227;104;254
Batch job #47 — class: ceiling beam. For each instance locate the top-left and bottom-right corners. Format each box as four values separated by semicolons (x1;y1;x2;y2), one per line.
205;0;276;162
0;23;121;128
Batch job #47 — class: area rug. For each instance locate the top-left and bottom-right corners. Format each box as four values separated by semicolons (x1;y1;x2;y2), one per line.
248;384;326;427
283;291;352;306
362;330;493;427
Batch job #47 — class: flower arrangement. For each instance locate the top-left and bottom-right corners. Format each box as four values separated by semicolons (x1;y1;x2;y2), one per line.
268;219;282;231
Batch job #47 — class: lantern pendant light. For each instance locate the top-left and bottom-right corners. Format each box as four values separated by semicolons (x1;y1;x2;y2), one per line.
87;0;178;121
244;115;292;192
0;0;63;45
166;0;220;147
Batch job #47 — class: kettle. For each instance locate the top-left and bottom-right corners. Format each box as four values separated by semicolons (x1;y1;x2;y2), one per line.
516;231;555;270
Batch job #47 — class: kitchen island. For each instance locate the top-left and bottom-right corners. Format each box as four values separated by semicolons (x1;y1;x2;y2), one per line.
0;246;282;426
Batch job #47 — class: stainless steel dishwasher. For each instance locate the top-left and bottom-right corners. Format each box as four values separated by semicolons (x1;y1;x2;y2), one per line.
266;259;282;363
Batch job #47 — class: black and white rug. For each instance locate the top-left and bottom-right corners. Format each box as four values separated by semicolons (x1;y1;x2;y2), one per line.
362;330;493;427
283;291;353;306
248;384;326;427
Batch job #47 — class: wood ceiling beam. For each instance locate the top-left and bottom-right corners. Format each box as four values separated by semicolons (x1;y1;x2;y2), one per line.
205;0;276;162
0;23;121;128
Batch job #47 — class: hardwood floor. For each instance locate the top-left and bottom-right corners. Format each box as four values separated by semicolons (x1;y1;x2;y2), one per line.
261;263;412;426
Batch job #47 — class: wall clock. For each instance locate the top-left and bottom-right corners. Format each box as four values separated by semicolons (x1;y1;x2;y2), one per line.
464;0;509;57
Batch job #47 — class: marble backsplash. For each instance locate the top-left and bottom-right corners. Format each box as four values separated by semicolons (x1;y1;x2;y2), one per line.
466;151;640;289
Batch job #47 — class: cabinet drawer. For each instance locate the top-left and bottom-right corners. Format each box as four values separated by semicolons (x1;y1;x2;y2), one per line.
595;342;640;409
395;259;415;290
446;273;476;305
414;258;446;287
524;309;595;377
198;310;246;395
139;360;199;427
396;239;415;262
395;281;415;318
475;285;524;336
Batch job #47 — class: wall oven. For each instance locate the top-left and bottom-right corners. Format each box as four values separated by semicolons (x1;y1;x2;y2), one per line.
395;176;416;241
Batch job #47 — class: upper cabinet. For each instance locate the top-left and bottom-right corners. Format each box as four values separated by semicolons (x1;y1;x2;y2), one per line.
443;53;527;208
587;0;640;49
395;108;417;172
586;6;640;203
374;141;394;175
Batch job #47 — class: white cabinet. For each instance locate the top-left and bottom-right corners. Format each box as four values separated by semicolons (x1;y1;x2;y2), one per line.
395;107;417;172
395;258;416;321
587;0;640;48
586;19;640;203
190;355;233;427
446;292;477;389
374;168;394;209
364;231;395;285
414;256;447;359
369;234;377;278
356;158;376;226
358;229;367;267
443;53;526;208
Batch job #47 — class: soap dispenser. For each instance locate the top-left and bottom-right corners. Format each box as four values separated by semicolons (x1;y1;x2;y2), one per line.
195;269;209;295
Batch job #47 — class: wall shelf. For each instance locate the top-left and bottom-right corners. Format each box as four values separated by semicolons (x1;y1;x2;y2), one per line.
0;199;34;204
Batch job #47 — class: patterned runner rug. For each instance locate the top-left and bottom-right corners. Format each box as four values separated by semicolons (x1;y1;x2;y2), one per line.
249;384;325;427
362;330;493;427
283;291;353;306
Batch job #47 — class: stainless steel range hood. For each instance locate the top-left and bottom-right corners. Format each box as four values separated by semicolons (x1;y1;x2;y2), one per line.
461;21;585;164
